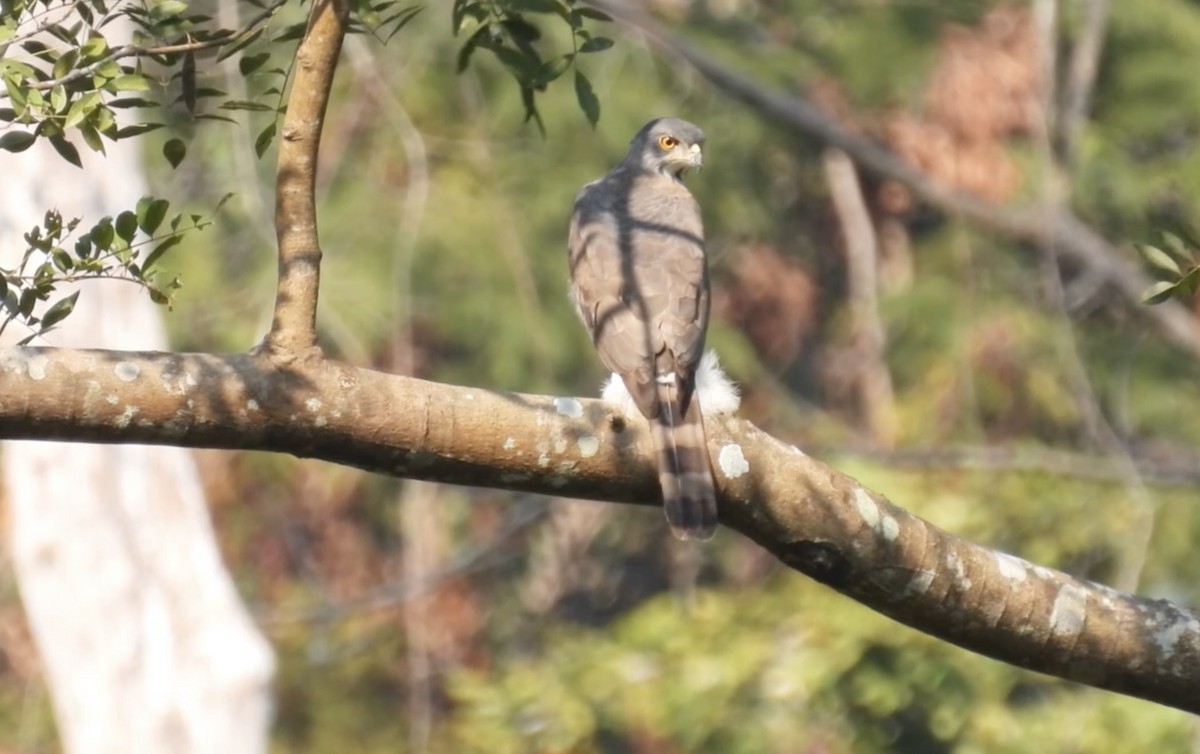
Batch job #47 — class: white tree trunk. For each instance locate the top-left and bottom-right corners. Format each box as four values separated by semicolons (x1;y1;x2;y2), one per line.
0;20;275;753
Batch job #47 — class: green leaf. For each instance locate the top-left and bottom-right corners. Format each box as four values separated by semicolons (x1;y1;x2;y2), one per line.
238;52;271;75
150;0;189;20
456;24;489;72
532;54;572;87
48;135;82;168
1176;266;1200;296
51;247;73;273
115;211;138;243
108;97;158;109
219;100;274;111
273;21;307;43
254;122;276;158
39;290;79;329
91;218;115;250
0;131;36;153
80;34;110;62
1140;244;1181;276
574;68;599;127
79;124;105;153
1160;232;1194;262
572;7;613;22
116;122;165;138
137;197;170;234
163;137;186;168
143;235;182;272
217;26;264;61
63;90;102;130
383;6;423;42
50;85;67;113
579;36;614;53
108;74;150;92
1142;280;1178;305
180;50;196;113
487;43;541;81
52;49;79;80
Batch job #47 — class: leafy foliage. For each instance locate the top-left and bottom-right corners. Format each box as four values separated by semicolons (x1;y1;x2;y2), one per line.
451;0;613;129
0;196;228;341
1139;231;1200;304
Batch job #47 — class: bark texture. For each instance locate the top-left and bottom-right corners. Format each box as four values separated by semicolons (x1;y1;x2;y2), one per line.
0;346;1196;714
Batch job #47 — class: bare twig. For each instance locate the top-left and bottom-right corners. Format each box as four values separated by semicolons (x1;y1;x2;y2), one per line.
263;0;349;357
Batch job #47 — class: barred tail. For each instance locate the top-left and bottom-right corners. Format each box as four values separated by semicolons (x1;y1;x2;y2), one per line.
651;381;718;541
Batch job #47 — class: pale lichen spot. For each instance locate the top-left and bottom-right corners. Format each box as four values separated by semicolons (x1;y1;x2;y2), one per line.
577;435;599;458
313;416;327;428
463;392;475;401
1031;565;1054;580
553;396;583;418
114;361;140;382
947;551;971;590
246;399;260;412
1152;616;1200;660
537;453;551;468
880;515;899;542
1049;584;1088;638
853;487;881;530
902;569;935;597
26;354;48;380
503;437;517;450
105;394;119;405
305;398;322;412
718;444;749;479
115;405;140;428
995;553;1029;583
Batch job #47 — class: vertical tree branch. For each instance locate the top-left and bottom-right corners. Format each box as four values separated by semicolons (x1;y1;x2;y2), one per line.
1058;0;1111;165
264;0;349;357
823;148;897;447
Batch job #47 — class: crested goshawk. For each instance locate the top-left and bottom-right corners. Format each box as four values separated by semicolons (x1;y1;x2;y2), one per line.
568;117;718;541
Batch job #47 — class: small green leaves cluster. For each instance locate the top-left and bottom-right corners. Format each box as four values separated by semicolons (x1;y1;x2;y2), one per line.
0;0;294;169
0;196;226;342
1139;232;1200;305
349;0;424;43
452;0;614;130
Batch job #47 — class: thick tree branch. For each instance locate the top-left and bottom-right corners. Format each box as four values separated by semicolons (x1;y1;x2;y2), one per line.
586;0;1200;363
265;0;348;357
0;345;1197;713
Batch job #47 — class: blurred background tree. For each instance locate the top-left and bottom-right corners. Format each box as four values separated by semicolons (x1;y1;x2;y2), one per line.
4;0;1200;751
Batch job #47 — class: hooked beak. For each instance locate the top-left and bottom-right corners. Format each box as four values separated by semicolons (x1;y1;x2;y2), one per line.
689;142;703;169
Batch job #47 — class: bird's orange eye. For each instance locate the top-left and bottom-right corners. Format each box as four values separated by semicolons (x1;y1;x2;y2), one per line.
658;135;678;150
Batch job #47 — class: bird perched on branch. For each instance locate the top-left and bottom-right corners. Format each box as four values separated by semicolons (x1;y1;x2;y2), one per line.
567;117;719;541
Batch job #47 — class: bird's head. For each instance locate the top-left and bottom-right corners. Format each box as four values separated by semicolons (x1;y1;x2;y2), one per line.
625;118;705;180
